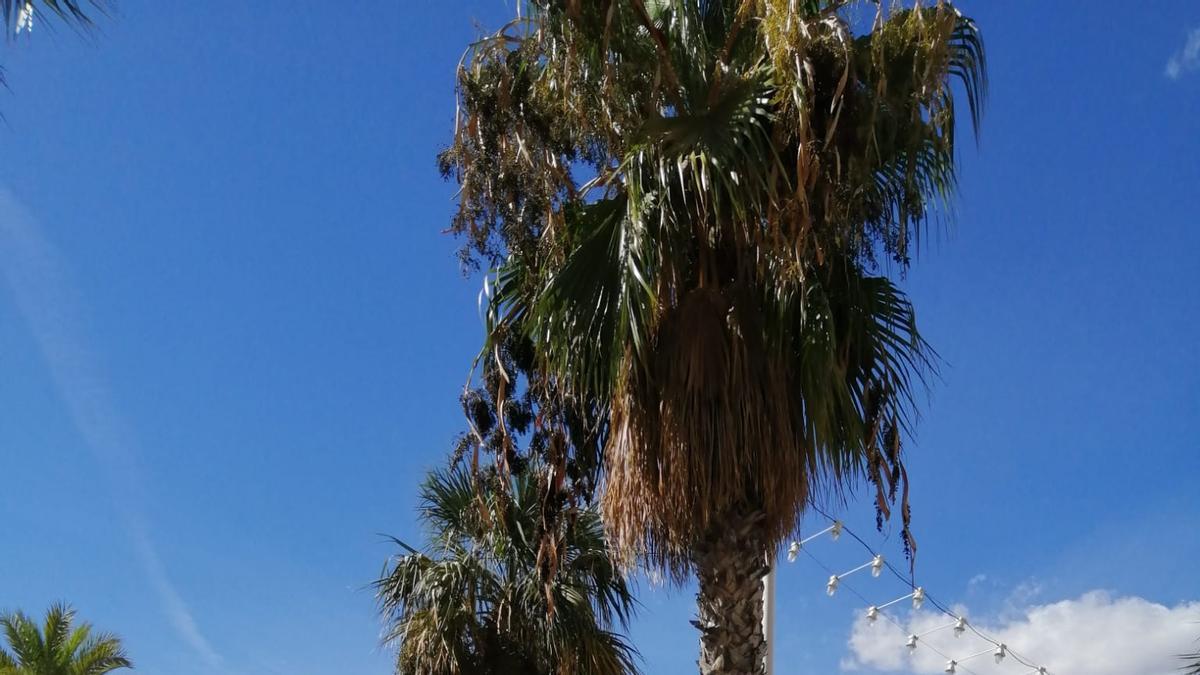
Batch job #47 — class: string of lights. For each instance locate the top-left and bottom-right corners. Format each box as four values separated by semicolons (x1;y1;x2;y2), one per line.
785;508;1054;674
798;547;984;675
808;504;1050;672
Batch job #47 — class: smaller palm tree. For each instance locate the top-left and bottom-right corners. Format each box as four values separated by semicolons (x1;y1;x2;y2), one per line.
375;463;640;675
0;603;132;675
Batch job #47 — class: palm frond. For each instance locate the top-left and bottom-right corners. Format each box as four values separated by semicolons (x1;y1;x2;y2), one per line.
70;633;131;675
40;602;74;660
0;611;42;666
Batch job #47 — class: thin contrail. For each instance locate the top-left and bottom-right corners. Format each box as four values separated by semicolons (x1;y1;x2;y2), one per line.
0;188;222;669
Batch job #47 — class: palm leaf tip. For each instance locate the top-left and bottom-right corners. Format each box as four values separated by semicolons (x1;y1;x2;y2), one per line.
2;0;109;35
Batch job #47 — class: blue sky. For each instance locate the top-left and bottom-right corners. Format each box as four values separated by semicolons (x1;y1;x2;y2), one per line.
0;2;1197;674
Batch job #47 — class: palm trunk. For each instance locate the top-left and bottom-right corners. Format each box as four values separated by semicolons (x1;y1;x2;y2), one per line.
692;510;769;675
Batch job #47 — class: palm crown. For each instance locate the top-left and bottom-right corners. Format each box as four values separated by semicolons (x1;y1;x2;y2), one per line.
451;0;984;575
0;604;132;675
375;464;640;675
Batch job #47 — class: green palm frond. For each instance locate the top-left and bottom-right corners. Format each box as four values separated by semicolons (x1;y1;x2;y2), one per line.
1;611;42;666
69;633;131;675
39;603;73;660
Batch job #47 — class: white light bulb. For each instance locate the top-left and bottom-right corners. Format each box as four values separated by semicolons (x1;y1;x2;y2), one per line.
953;617;967;637
871;554;884;577
994;644;1007;664
826;575;839;596
787;541;800;562
912;587;925;610
866;606;879;623
831;521;843;541
944;660;957;673
905;635;918;650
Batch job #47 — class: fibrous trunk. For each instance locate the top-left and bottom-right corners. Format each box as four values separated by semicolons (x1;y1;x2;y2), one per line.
692;510;768;675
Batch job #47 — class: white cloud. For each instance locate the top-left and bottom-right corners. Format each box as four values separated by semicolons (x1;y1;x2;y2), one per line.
1166;27;1200;79
0;190;222;668
843;590;1200;675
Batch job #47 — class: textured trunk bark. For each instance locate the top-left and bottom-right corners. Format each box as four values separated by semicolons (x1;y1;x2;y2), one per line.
692;510;769;675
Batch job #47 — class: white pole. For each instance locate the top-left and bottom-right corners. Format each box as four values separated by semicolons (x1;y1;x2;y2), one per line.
763;553;775;675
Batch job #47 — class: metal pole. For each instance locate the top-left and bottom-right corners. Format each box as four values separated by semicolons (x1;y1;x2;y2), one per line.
763;553;775;675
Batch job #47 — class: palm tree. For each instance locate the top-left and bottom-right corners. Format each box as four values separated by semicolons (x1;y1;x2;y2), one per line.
0;603;132;675
445;1;985;672
375;463;640;675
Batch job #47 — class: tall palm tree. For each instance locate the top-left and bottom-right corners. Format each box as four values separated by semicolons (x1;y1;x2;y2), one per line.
445;1;985;672
0;603;132;675
375;463;640;675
